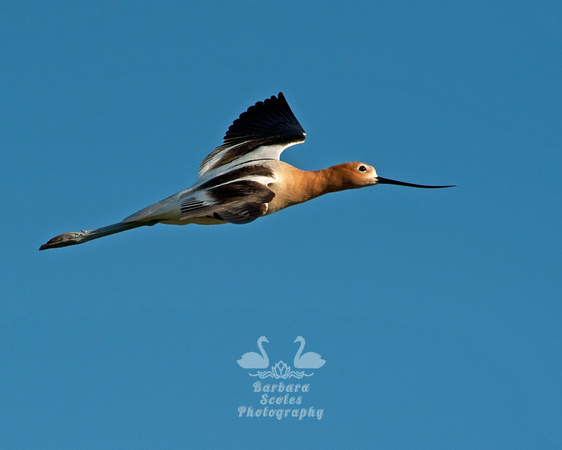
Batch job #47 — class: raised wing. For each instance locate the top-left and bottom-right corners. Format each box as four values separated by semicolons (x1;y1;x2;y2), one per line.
198;92;306;178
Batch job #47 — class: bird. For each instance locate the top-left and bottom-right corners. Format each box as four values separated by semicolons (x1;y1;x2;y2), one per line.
293;336;325;369
237;336;269;369
40;92;453;250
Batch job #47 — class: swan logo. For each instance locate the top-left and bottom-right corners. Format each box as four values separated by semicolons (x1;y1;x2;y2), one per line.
237;336;325;421
237;336;326;378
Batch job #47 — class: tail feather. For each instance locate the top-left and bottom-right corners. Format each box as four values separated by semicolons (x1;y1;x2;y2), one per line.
39;220;157;250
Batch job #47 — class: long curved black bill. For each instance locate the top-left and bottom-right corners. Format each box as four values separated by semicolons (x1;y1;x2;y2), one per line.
377;176;455;189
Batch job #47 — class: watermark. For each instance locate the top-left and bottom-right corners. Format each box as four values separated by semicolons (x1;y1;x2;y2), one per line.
237;336;325;421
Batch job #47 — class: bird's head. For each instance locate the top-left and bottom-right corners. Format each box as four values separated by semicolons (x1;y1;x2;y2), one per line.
336;162;454;190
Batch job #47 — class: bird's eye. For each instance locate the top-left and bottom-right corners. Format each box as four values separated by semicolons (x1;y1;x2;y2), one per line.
358;165;367;172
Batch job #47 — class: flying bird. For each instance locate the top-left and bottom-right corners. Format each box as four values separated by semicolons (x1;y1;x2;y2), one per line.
40;92;453;250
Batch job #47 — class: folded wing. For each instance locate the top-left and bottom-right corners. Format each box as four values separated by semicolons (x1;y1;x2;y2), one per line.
180;180;275;224
124;163;277;225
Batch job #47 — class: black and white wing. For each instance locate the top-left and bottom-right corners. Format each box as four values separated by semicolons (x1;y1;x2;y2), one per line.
180;179;275;225
198;92;306;178
124;162;277;225
181;162;277;224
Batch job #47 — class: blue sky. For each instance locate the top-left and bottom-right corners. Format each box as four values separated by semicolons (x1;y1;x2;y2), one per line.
2;1;561;448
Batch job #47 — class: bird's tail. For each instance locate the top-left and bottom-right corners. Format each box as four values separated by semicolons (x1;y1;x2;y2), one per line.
39;220;157;251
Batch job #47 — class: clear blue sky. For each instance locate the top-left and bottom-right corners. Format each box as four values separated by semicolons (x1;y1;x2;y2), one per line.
2;1;561;448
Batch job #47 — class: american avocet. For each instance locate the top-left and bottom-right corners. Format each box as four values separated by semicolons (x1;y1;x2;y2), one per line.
40;93;453;250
